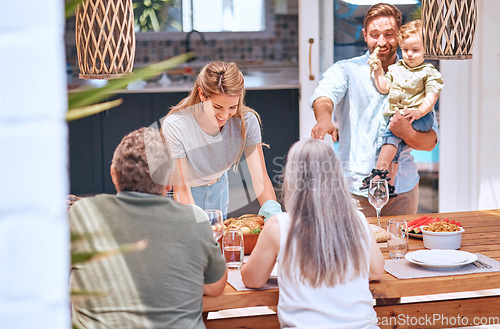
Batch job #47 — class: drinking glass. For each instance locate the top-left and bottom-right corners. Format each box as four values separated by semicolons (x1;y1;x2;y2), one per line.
368;179;389;227
387;219;408;260
222;228;244;269
205;209;224;242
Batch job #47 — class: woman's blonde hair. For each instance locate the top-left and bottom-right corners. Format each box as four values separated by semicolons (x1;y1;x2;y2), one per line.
281;139;369;287
168;61;261;168
398;19;422;46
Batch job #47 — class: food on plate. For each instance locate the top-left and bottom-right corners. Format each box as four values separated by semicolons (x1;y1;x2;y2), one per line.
240;227;251;234
405;216;462;235
223;214;265;234
424;221;461;232
369;224;390;243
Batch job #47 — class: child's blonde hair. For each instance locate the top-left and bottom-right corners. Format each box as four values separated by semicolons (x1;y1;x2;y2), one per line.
398;19;423;46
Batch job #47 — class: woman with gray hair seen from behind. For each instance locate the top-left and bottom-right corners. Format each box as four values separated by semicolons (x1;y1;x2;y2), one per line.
241;138;385;329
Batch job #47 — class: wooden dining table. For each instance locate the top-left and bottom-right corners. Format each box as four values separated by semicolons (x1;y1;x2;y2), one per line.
202;209;500;329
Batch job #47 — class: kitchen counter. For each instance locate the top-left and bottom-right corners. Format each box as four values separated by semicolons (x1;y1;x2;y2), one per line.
71;65;299;93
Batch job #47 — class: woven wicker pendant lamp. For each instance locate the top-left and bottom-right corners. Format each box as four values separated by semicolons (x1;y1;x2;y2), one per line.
75;0;136;79
422;0;477;60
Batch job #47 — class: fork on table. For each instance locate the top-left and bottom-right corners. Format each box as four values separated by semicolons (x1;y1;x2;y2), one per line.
473;260;492;269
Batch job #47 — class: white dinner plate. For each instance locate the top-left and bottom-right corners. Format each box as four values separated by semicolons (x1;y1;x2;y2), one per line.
405;250;477;269
412;249;471;264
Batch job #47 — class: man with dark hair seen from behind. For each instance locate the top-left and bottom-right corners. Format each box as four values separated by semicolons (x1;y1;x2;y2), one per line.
310;3;439;216
70;127;227;329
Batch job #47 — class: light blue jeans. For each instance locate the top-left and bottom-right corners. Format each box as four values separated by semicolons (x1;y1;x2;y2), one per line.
191;171;229;219
382;111;434;163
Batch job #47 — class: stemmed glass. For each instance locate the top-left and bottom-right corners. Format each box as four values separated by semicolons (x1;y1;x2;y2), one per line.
368;179;389;227
205;209;224;242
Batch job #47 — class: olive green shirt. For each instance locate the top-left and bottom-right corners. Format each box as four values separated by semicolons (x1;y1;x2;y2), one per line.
70;192;226;329
383;60;444;117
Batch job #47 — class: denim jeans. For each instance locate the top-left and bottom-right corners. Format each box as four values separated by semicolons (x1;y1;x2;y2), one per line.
190;171;229;219
381;111;434;162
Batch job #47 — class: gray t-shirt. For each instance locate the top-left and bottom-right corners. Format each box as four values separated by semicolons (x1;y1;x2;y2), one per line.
162;107;262;186
70;191;226;329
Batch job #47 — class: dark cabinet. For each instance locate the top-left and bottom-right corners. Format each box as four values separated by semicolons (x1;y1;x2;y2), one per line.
245;89;299;185
68;111;103;194
151;93;186;123
68;89;298;195
68;92;187;195
101;94;152;193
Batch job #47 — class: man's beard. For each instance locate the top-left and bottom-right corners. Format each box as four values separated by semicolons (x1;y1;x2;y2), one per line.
376;45;397;64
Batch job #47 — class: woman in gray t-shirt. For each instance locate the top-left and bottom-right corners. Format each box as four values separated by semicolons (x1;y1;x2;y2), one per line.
162;61;281;219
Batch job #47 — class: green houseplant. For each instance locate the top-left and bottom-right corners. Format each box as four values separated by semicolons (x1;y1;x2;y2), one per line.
133;0;181;32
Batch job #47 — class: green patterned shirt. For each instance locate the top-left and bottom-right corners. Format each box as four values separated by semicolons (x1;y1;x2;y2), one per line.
70;192;226;329
383;60;444;117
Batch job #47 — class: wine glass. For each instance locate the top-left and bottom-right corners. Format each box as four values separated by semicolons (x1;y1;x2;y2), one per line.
368;179;389;227
205;209;224;242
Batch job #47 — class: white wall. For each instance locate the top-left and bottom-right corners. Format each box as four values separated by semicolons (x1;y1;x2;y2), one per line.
298;0;322;139
0;0;69;328
439;0;500;211
298;0;334;140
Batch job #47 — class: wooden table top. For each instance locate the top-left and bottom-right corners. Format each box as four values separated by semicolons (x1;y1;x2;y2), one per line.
203;209;500;313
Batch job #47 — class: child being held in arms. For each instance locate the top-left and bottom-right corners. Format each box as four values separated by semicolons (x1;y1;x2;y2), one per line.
361;19;444;197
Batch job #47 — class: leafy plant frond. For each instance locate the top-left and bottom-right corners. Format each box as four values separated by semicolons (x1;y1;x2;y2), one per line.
65;0;87;19
411;4;422;20
71;239;148;266
133;0;174;32
70;289;109;300
68;53;192;110
66;99;123;121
